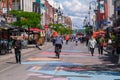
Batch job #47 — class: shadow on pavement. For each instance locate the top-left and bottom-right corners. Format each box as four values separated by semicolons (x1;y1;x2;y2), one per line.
6;62;16;64
99;53;119;64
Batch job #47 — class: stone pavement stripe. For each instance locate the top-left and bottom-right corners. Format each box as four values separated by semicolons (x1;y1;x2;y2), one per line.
41;52;97;56
38;75;53;78
28;73;54;78
67;75;120;80
62;67;89;71
27;58;60;61
26;76;50;80
22;61;62;65
47;50;88;53
28;73;43;76
51;78;68;80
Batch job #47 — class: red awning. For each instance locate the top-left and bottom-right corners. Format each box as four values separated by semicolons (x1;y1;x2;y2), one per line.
29;28;41;32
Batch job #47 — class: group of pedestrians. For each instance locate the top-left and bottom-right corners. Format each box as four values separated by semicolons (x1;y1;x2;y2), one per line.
87;35;107;56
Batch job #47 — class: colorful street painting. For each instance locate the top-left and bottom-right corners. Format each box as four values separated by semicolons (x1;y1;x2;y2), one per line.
23;61;120;80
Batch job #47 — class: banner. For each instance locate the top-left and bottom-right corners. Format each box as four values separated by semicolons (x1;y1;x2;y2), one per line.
100;1;104;13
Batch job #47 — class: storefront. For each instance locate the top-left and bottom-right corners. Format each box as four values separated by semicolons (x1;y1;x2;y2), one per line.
0;26;13;54
29;28;46;45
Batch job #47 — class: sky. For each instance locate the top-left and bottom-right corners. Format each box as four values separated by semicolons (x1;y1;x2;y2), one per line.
48;0;97;29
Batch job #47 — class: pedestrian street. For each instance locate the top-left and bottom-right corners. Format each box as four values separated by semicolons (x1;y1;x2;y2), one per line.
21;47;120;80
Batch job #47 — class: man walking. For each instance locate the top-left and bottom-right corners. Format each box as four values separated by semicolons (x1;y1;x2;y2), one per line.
14;37;22;64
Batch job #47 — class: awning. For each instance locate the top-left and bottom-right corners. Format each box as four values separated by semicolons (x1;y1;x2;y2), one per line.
29;28;41;32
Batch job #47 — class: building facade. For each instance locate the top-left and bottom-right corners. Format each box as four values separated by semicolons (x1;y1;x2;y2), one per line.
114;0;120;27
44;0;53;25
64;16;72;30
0;0;13;14
107;0;114;19
97;0;108;29
20;0;35;12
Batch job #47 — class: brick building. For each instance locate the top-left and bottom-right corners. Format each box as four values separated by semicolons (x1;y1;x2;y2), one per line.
64;16;72;30
44;0;53;25
0;0;13;14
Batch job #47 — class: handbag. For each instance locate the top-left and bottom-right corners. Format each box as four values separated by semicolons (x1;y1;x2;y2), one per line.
102;42;107;47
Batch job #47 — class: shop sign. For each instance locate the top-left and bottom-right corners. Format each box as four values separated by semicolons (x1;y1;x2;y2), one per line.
100;1;105;13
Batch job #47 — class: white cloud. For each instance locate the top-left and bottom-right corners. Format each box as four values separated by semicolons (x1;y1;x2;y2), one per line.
47;0;97;29
63;0;88;13
48;0;63;9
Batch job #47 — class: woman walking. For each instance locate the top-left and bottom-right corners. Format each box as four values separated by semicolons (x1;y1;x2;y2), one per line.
88;36;97;56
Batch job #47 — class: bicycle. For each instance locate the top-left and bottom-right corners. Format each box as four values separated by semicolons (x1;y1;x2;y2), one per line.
55;45;61;58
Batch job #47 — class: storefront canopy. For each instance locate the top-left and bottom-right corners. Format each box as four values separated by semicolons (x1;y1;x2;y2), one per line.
29;28;41;32
92;30;106;38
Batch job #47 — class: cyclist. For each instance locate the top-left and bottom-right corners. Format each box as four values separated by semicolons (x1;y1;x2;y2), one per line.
54;36;63;57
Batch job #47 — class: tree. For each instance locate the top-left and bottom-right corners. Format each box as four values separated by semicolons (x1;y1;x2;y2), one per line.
85;26;93;36
49;23;72;35
10;10;41;28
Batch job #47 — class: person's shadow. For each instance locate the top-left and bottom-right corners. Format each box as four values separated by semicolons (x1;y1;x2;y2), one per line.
6;62;16;64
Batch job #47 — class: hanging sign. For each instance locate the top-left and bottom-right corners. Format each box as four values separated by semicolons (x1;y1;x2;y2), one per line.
100;1;105;13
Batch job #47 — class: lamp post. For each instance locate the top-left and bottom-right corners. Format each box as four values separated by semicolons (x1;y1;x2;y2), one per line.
94;9;98;31
83;16;88;27
57;6;63;24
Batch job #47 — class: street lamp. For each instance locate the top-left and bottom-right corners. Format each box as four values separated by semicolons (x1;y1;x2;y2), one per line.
94;9;98;31
57;6;63;24
83;16;88;27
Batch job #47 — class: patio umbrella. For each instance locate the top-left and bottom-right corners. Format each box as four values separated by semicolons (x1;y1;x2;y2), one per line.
92;32;99;38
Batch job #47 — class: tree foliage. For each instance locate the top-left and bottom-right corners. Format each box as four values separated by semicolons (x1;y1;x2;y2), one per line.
10;10;41;28
85;26;93;36
49;23;72;35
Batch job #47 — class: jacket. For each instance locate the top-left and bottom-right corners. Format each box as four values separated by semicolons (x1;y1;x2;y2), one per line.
88;39;97;48
55;37;63;45
15;40;22;49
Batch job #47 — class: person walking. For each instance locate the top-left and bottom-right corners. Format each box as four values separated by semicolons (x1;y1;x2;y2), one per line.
97;36;105;56
88;36;97;56
14;37;22;64
75;36;78;46
65;35;69;45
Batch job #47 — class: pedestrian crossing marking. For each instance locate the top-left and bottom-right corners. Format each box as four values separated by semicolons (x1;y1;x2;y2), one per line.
27;57;61;61
51;78;68;80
